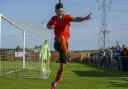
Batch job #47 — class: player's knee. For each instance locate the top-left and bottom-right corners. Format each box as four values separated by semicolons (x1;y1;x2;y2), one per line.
58;36;65;41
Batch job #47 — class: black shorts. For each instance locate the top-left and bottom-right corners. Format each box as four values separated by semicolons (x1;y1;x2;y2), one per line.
54;40;68;64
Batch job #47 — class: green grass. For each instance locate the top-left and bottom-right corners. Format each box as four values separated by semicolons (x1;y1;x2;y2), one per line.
0;63;128;89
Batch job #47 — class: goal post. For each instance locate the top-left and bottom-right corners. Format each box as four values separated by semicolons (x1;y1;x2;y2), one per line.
0;14;51;79
0;15;1;76
0;15;26;69
0;14;2;50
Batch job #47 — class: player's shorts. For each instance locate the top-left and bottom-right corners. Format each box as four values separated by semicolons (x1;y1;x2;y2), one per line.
54;40;68;64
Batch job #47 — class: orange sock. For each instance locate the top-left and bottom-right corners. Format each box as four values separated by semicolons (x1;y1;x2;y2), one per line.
55;69;63;83
58;36;68;55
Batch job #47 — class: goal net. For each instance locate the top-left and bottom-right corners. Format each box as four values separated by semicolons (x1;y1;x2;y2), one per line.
0;14;51;79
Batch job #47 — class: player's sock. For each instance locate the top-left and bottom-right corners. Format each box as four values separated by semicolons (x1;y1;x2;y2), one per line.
55;69;63;84
43;61;45;71
51;81;56;89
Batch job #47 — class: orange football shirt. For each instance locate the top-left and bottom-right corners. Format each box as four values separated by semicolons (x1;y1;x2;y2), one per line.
48;14;71;40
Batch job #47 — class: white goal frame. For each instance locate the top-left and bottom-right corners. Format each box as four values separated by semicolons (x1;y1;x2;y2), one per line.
0;14;26;71
0;14;51;79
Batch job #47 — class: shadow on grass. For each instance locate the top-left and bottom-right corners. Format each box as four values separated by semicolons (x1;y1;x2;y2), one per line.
73;63;128;88
73;70;128;77
108;81;128;88
107;77;128;88
73;64;128;77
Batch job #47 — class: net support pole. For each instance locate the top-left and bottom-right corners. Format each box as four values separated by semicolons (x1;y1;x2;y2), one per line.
0;14;2;49
23;31;26;69
0;14;2;74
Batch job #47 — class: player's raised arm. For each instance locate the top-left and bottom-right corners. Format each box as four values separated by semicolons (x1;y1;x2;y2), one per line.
71;12;92;22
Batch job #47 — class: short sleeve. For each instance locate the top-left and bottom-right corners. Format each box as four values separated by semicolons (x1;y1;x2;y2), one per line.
65;15;71;22
48;16;57;26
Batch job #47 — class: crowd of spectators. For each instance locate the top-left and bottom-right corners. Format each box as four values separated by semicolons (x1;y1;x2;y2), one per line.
89;44;128;71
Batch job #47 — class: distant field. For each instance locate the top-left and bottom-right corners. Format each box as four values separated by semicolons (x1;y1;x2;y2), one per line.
0;63;128;89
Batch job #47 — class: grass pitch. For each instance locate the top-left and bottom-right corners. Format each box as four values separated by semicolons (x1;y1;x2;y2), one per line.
0;63;128;89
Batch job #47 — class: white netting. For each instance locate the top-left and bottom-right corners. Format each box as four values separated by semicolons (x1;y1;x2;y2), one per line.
0;15;51;79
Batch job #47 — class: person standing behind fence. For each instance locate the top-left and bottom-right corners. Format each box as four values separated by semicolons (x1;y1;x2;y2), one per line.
100;50;106;67
106;49;113;68
114;46;122;70
121;45;128;71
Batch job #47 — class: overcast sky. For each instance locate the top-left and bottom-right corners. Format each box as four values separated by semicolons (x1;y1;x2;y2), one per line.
0;0;128;50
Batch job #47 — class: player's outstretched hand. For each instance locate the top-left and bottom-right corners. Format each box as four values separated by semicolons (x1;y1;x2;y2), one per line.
86;12;92;20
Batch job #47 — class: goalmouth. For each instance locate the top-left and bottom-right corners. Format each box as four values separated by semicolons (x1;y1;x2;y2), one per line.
0;14;51;79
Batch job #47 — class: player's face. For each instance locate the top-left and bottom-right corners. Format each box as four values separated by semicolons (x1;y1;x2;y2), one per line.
55;8;64;17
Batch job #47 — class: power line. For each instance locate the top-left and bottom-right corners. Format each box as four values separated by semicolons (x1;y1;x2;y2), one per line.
110;0;128;4
66;0;99;14
110;10;128;13
110;27;128;32
99;0;110;49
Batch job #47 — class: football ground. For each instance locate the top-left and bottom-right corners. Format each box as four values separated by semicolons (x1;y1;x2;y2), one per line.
0;63;128;89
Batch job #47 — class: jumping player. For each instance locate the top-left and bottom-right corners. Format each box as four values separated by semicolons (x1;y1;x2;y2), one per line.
47;3;91;89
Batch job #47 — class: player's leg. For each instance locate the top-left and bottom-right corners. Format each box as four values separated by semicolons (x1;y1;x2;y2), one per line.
48;58;50;70
55;63;64;84
44;59;46;71
51;63;64;89
42;59;47;72
42;58;45;72
51;40;66;89
43;55;48;71
58;36;70;61
58;36;68;56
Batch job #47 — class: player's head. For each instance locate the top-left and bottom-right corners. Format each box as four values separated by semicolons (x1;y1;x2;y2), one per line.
45;40;47;43
55;3;64;17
